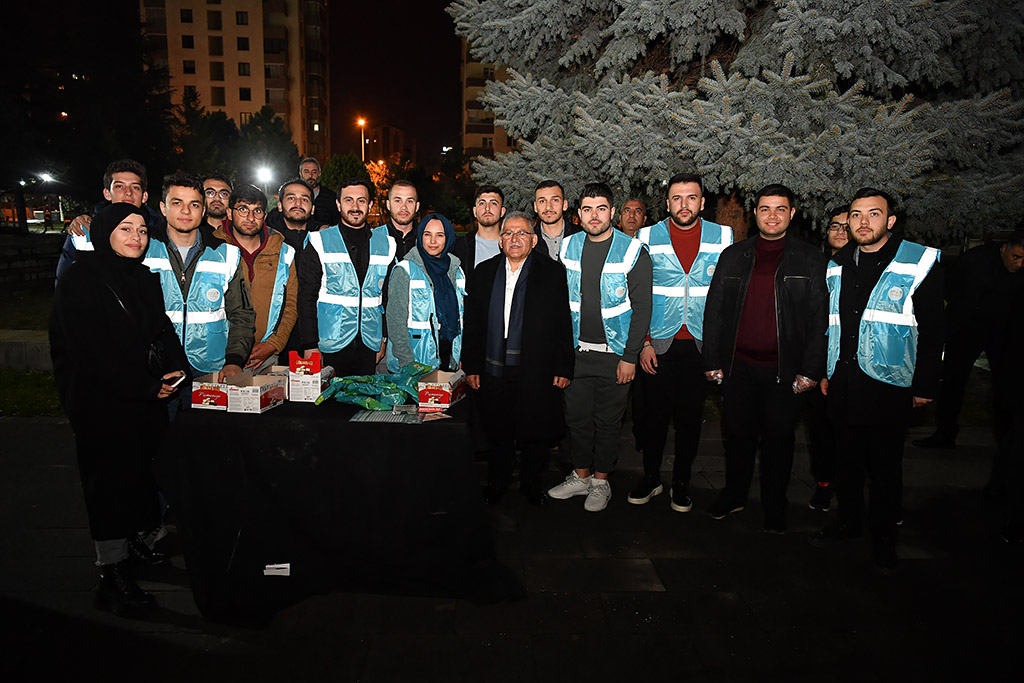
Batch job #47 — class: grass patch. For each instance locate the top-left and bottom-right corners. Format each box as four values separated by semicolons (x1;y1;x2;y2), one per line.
0;370;63;417
0;289;53;331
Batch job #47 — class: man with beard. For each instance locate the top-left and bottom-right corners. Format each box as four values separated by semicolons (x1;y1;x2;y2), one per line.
267;178;325;252
703;184;827;533
532;180;580;261
454;185;506;273
547;183;652;512
297;178;397;376
299;156;341;227
212;184;298;370
629;174;733;513
202;174;233;232
145;173;255;383
811;188;943;572
618;198;647;238
383;180;420;260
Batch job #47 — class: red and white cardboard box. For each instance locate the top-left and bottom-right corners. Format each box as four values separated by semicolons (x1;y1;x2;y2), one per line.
417;369;466;412
226;373;287;414
287;351;335;403
191;374;229;410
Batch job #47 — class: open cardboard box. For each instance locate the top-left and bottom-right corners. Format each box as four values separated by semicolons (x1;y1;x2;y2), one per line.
417;369;466;412
287;351;335;402
191;372;287;413
190;374;229;410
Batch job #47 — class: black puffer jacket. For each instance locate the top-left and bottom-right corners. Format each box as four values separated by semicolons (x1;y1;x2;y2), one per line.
702;234;828;383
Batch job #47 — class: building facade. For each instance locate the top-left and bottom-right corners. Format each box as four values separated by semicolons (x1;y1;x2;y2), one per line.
460;38;514;159
140;0;330;159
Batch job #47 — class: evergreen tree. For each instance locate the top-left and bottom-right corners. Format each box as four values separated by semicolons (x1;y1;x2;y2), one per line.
448;0;1024;241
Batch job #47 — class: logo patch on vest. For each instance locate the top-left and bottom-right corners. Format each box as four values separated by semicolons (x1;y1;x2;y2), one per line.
887;286;904;302
707;264;716;277
206;288;221;303
614;286;627;298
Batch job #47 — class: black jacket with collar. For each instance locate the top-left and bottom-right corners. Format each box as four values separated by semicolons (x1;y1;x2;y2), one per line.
702;233;829;383
532;219;582;260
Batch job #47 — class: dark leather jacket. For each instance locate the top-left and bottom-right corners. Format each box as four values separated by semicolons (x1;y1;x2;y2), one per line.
702;234;828;383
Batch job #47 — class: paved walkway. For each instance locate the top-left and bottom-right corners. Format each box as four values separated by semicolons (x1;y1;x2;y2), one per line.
1;395;1020;681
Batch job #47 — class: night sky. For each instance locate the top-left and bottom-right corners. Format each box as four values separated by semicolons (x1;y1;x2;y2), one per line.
328;0;462;165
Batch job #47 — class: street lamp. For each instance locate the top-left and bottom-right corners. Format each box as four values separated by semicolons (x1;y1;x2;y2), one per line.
357;118;366;162
256;167;272;194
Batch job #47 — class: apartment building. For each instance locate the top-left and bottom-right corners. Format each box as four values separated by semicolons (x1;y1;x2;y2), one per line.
140;0;330;159
459;38;514;159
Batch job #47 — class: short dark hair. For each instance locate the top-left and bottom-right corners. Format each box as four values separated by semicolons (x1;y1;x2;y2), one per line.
230;184;268;211
202;173;232;189
298;157;320;171
850;187;897;216
827;205;847;221
666;173;703;196
337;177;374;200
580;182;614;205
535;179;564;196
388;179;418;200
474;185;504;203
161;172;204;203
103;159;148;192
277;177;312;200
1005;227;1024;249
754;184;795;206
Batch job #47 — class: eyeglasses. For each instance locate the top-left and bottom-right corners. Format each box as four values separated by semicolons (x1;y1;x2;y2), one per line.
500;230;533;239
828;222;849;232
205;189;231;199
233;206;266;218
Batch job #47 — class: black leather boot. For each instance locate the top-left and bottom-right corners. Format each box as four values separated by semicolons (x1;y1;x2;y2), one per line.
126;532;170;567
95;560;157;618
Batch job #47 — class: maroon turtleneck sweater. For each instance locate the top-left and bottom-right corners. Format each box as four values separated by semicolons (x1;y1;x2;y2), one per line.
735;235;786;367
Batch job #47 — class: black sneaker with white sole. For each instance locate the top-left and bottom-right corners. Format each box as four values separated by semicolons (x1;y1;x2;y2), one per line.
670;484;693;512
627;476;663;505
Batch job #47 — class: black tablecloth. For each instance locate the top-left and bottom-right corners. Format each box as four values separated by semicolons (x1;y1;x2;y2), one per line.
157;400;522;624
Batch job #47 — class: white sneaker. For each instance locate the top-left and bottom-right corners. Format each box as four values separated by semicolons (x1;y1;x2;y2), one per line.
584;479;612;512
548;471;592;499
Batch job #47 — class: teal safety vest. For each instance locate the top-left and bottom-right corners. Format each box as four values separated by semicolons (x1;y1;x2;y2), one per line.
826;240;940;387
308;225;396;353
560;230;643;356
144;240;242;373
385;259;467;372
638;218;732;340
261;241;296;343
71;233;94;252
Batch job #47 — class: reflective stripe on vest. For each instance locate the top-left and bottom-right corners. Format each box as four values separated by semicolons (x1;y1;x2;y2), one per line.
638;219;732;340
560;230;642;356
825;241;939;387
385;260;467;372
309;225;396;353
144;240;241;373
262;242;296;343
71;233;94;252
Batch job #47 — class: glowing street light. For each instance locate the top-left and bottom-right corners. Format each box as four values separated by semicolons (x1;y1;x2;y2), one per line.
357;117;366;162
41;173;55;183
256;167;272;193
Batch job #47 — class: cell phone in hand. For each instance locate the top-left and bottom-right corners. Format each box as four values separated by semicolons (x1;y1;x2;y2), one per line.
167;374;187;390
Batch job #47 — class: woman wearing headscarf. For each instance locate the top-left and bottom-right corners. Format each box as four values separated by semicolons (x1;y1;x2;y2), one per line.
385;213;466;372
50;202;189;618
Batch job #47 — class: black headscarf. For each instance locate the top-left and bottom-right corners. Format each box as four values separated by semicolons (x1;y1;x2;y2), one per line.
415;213;461;341
83;202;161;334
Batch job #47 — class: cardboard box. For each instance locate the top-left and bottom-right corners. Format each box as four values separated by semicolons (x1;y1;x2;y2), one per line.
417;369;466;412
226;373;287;414
191;374;229;410
287;351;335;403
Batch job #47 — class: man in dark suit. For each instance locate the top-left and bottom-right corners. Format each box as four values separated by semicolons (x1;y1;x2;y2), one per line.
463;211;575;506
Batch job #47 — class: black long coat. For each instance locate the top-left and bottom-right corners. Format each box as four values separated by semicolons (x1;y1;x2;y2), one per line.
462;253;575;443
50;255;188;541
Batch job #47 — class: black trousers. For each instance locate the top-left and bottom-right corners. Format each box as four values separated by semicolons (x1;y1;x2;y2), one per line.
934;332;1010;443
323;342;378;379
638;338;707;485
721;361;799;527
802;386;836;484
834;422;905;538
479;375;550;496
